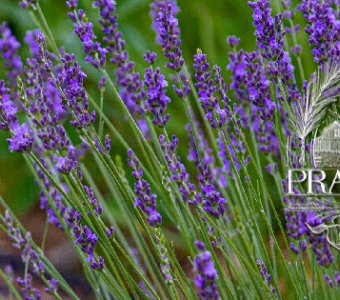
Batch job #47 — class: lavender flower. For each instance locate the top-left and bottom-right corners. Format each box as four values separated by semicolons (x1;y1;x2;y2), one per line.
144;51;171;128
7;121;34;153
325;274;334;288
19;0;39;10
4;211;59;298
249;0;300;103
0;23;22;88
155;227;172;284
227;35;240;48
0;81;17;131
298;0;340;64
159;134;197;204
24;29;42;58
127;150;162;227
193;50;229;129
67;1;107;68
193;241;220;300
93;0;146;119
256;260;278;298
36;38;95;130
156;2;184;72
150;1;179;43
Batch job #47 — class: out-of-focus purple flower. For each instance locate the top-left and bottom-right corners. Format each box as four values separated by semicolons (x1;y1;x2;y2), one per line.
0;23;22;88
256;260;278;298
144;51;171;128
325;274;334;288
67;1;107;68
105;134;111;152
19;0;39;10
193;241;220;300
227;35;240;48
335;271;340;286
150;1;179;43
34;157;67;231
127;150;162;227
4;211;59;298
0;81;17;131
7;121;34;153
24;30;42;58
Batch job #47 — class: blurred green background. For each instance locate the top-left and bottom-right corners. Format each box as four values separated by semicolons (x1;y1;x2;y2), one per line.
0;0;316;217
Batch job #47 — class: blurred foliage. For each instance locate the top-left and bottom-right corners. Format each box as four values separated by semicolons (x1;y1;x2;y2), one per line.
0;0;317;217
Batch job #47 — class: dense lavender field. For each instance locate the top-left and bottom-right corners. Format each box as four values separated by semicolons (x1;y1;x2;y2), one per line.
1;0;340;299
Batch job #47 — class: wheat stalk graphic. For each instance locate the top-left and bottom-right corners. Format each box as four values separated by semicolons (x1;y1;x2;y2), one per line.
289;62;340;166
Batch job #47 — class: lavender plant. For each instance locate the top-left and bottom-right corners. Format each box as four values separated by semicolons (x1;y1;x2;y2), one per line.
2;0;340;299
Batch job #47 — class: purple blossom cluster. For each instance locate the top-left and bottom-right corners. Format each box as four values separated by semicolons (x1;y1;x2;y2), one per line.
93;0;146;120
67;0;106;69
281;0;302;56
159;134;196;204
193;241;220;300
249;0;300;103
144;51;171;128
150;1;179;43
0;23;22;88
127;150;162;227
283;187;334;266
256;260;278;298
4;211;59;298
193;51;229;129
325;271;340;288
298;0;340;64
0;81;17;131
156;2;184;72
19;0;39;10
154;1;191;100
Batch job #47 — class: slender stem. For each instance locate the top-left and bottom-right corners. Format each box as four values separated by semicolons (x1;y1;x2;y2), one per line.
41;216;49;252
0;268;23;300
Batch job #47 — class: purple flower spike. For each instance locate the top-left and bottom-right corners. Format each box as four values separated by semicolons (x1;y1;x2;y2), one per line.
193;50;230;129
159;135;197;204
298;0;340;64
0;23;22;88
144;54;171;128
150;1;179;43
93;0;146;121
193;241;220;300
4;211;59;297
257;260;278;298
37;38;96;130
0;81;17;131
157;2;184;72
67;3;107;68
127;150;162;227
